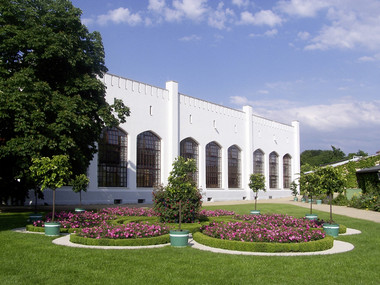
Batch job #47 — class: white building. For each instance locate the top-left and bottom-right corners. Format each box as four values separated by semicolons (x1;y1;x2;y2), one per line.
30;73;300;205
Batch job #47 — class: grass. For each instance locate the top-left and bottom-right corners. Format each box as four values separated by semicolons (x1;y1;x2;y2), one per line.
0;204;379;285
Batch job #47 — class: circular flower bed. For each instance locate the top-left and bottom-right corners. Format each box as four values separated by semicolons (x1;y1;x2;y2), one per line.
201;214;325;243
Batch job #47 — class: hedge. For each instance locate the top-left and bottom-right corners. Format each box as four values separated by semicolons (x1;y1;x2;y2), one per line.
192;232;334;252
70;233;170;246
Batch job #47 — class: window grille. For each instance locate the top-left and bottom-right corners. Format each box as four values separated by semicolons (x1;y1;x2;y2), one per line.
228;145;241;188
269;152;278;189
283;154;292;188
253;149;265;175
98;127;128;187
206;142;221;188
180;138;199;185
136;131;160;187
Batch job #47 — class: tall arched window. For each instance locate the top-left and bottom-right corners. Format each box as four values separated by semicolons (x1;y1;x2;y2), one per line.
136;131;160;187
283;154;292;188
228;145;241;188
206;142;221;188
180;138;199;185
98;127;128;187
269;151;279;189
253;149;265;174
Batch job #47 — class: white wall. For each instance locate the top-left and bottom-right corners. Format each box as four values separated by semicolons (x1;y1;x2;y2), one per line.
26;73;299;206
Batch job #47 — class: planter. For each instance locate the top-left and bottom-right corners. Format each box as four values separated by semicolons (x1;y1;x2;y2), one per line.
75;208;86;213
308;199;314;204
301;198;306;203
305;214;318;221
293;197;298;202
316;199;322;205
250;210;261;215
44;222;61;236
323;223;340;238
170;230;189;247
29;213;43;222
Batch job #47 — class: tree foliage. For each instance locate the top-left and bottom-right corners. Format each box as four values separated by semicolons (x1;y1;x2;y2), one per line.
248;173;266;210
0;0;129;204
29;155;72;221
153;157;202;224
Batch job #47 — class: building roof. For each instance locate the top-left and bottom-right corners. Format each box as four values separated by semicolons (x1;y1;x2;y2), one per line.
356;165;380;174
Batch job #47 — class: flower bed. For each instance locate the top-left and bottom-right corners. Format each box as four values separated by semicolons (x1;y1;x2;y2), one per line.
76;221;170;239
201;214;325;243
199;209;235;217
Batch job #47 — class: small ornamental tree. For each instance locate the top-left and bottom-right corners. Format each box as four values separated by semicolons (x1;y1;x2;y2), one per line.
248;173;266;210
153;157;202;225
316;166;346;223
29;155;72;222
299;170;321;214
290;180;298;199
72;174;89;207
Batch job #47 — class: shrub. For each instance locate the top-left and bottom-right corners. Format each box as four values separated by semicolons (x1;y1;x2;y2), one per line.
193;232;334;252
349;193;379;211
332;193;349;206
70;233;170;246
153;157;203;223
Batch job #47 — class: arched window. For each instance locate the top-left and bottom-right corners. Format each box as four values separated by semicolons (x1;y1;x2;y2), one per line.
228;145;241;188
98;127;128;187
253;149;265;174
283;154;292;188
206;142;221;188
269;152;279;189
180;138;199;185
136;131;160;187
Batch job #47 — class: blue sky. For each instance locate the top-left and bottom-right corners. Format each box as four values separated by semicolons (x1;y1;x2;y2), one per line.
71;0;380;155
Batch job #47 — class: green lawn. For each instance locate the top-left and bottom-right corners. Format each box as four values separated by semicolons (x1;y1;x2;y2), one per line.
0;204;379;285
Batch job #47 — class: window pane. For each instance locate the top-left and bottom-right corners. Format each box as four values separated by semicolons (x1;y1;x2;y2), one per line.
269;152;278;189
136;131;160;187
228;146;241;188
253;149;264;175
283;154;291;188
98;127;128;187
206;142;221;188
180;138;199;185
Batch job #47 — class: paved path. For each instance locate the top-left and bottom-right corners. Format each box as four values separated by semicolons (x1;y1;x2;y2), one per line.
203;196;380;223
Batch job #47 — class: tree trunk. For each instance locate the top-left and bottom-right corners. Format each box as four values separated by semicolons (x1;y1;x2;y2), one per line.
254;194;258;210
310;194;313;214
329;193;333;223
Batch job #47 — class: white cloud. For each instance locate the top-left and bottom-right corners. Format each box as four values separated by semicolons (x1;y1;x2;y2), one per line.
230;96;380;133
97;7;142;26
232;0;250;8
297;31;310;40
179;34;202;42
172;0;208;21
277;0;330;18
302;1;380;51
148;0;166;12
208;2;235;30
239;10;283;27
249;29;278;38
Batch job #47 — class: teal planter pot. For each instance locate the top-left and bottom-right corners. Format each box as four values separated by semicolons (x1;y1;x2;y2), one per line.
44;222;61;236
75;208;86;213
170;230;189;247
316;199;322;205
305;214;318;221
301;198;306;203
250;210;261;215
293;197;298;202
29;213;43;222
323;223;340;238
308;199;314;204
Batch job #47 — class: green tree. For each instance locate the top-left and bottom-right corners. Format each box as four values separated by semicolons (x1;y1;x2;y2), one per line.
300;146;346;168
248;173;266;210
317;166;346;223
0;0;129;204
29;155;72;222
72;174;89;206
153;157;202;225
299;170;321;214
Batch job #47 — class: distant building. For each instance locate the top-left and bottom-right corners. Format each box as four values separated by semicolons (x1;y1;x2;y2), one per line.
29;73;300;205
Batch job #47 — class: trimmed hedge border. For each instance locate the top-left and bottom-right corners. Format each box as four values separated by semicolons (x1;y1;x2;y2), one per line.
192;232;334;252
339;224;347;234
70;233;170;246
26;224;77;234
